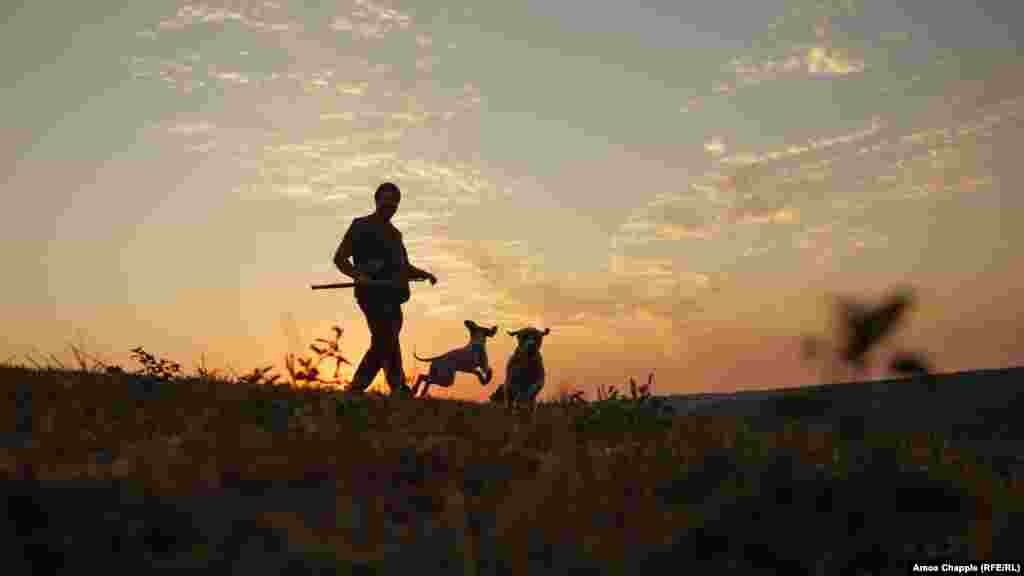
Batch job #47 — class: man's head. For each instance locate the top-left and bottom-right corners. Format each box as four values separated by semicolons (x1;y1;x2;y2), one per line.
374;182;401;221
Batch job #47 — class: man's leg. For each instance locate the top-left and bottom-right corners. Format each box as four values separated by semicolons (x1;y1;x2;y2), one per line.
381;304;410;396
349;299;384;392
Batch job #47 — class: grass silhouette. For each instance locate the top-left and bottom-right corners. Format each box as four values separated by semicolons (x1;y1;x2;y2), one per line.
1;285;1020;572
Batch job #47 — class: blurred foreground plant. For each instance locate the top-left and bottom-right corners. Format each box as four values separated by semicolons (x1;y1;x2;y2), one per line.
801;286;934;383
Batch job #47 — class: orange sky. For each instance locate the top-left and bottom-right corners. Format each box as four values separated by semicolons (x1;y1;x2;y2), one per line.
2;1;1022;401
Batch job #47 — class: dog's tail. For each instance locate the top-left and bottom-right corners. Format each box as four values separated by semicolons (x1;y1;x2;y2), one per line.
413;348;444;362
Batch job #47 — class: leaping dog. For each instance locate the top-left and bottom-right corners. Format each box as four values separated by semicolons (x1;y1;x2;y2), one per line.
490;326;550;411
411;320;498;398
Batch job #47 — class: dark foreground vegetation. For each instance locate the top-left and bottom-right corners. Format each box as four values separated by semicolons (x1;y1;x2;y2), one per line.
2;359;1022;574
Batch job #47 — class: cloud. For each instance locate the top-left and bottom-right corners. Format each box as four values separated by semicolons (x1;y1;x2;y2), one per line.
330;17;354;32
730;45;866;87
281;184;314;198
690;1;868;109
654;222;717;241
166;121;215;136
704;137;726;156
804;45;865;76
415;56;438;73
330;0;413;40
417;240;707;340
612;113;899;277
688;79;1019;269
732;207;799;226
337;82;369;96
390;159;500;206
156;3;295;35
185;140;216;153
213;71;251;85
320;112;355;122
854;95;1022;200
719;117;882;166
679;97;702;114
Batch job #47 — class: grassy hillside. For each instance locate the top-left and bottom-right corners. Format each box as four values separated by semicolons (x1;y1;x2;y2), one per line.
2;357;1022;574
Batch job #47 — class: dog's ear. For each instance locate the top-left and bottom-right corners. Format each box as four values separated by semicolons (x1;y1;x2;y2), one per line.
543;328;550;335
507;329;520;337
489;326;498;336
464;320;475;330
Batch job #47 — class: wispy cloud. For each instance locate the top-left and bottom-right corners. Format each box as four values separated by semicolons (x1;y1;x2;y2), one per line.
212;70;251;85
415;56;439;73
704;137;726;157
330;0;413;40
166;121;215;136
336;82;369;96
719;117;883;166
187;140;218;153
728;44;866;89
156;3;294;35
319;112;355;122
684;2;869;109
414;240;709;344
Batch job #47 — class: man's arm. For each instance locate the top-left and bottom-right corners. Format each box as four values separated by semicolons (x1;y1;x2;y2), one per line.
334;221;367;282
406;263;432;281
401;242;435;283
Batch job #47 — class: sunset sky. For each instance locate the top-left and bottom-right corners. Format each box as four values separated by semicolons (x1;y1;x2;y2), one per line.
3;0;1022;400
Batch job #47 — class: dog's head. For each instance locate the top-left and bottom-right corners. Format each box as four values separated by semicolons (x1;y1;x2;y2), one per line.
508;326;550;356
465;320;499;342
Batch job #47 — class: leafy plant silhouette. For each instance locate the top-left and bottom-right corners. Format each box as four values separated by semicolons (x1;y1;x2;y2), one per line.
283;325;352;389
129;347;183;381
576;373;675;433
122;346;282;387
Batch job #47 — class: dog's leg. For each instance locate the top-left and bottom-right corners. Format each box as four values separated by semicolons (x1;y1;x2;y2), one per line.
505;384;515;410
420;380;432;398
477;348;492;384
412;373;428;397
527;374;544;404
473;368;489;385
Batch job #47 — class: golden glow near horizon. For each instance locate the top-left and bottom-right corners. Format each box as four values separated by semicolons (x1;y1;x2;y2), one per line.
2;1;1022;399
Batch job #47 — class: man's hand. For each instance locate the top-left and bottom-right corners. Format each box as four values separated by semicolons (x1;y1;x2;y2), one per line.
425;272;438;286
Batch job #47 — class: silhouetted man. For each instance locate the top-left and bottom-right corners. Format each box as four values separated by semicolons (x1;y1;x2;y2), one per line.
334;182;437;395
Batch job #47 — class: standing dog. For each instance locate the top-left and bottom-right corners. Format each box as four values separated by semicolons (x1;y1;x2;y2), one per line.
490;327;550;410
411;320;498;397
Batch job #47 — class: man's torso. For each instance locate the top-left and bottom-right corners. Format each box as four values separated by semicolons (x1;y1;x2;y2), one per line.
349;215;410;304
